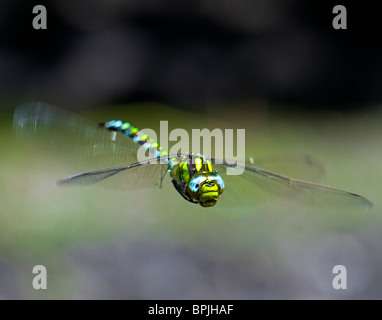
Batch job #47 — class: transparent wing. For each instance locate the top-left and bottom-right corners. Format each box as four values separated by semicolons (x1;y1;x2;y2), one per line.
248;153;325;183
57;166;131;186
13;102;167;189
56;155;181;190
213;160;372;209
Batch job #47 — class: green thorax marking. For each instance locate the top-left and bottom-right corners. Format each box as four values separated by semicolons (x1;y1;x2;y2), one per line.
170;154;213;185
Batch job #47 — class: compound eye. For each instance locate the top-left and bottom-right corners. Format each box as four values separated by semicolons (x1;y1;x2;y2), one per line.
188;175;207;195
209;173;225;193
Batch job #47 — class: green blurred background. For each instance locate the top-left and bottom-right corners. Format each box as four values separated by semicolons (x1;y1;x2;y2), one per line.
0;0;381;299
1;102;381;299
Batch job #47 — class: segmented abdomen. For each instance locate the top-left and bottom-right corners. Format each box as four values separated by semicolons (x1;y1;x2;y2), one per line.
100;120;169;159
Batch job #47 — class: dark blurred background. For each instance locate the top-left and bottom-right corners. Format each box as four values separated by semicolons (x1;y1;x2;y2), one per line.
1;0;382;300
1;0;381;111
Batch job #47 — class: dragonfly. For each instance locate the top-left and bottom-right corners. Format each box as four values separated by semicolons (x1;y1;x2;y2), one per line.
13;102;372;208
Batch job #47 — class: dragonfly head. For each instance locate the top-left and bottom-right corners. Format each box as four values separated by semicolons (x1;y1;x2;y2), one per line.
187;172;225;207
